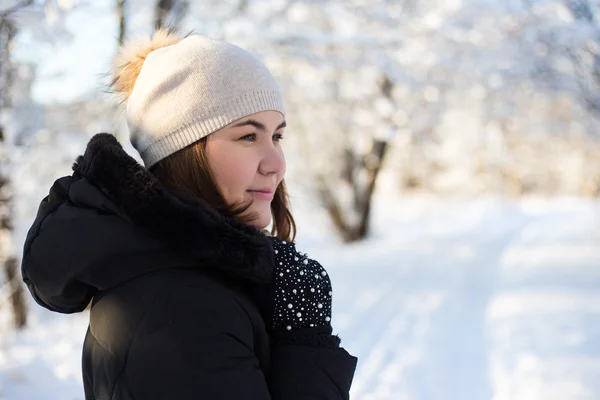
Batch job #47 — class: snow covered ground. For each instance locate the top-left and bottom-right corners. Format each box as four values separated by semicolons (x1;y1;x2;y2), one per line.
1;196;599;400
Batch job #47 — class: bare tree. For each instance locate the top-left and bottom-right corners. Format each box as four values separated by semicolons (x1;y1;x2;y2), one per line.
117;0;127;44
317;75;393;242
0;0;34;329
155;0;189;31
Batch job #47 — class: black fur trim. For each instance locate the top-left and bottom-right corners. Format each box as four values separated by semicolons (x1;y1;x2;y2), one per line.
72;133;274;284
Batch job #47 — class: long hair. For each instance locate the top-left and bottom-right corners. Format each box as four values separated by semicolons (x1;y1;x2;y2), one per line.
150;137;296;242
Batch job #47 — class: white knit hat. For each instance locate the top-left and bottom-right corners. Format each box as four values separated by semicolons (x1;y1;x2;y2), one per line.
113;30;285;168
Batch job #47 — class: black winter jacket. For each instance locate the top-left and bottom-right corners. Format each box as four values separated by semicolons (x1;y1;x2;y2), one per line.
21;134;357;400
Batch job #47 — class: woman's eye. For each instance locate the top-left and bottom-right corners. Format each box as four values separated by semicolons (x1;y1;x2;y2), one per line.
273;133;284;142
240;134;256;142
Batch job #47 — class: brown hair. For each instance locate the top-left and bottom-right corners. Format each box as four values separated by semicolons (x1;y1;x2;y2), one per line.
150;137;296;242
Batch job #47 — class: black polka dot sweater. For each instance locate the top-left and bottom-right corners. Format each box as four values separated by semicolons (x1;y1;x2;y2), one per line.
268;237;341;348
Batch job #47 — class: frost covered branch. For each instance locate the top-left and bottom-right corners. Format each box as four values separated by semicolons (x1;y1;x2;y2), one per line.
0;0;33;19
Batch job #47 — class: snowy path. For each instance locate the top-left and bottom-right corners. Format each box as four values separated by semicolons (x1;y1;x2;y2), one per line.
316;199;600;400
486;202;600;400
2;198;599;399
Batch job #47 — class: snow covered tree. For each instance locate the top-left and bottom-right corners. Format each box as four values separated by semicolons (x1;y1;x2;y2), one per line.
559;0;600;119
0;0;34;329
0;0;79;329
313;73;395;242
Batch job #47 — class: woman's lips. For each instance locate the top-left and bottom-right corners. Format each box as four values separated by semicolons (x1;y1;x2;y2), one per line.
247;190;274;200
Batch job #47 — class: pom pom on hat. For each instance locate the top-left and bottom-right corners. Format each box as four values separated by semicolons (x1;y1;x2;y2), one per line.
111;29;183;100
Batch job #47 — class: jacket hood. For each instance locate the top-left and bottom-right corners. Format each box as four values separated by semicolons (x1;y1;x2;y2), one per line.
21;133;275;313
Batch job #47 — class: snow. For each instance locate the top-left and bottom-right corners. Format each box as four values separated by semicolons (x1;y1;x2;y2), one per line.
2;196;599;399
0;311;88;400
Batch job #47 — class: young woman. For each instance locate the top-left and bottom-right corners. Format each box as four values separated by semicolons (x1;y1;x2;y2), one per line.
21;30;357;399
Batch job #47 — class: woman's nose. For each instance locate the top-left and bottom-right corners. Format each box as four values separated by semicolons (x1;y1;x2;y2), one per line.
259;144;286;176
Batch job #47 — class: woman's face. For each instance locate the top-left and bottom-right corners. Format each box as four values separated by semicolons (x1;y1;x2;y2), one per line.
206;110;286;229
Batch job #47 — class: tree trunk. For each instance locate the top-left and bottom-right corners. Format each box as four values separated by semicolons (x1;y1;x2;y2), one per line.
0;18;27;329
317;138;390;243
154;0;188;31
116;0;127;44
4;257;26;328
154;0;172;30
355;139;389;240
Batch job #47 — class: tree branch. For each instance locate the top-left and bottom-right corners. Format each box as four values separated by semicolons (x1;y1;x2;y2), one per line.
0;0;33;20
316;174;353;241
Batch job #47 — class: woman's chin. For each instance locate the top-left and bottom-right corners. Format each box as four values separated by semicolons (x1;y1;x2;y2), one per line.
248;210;272;230
253;218;271;230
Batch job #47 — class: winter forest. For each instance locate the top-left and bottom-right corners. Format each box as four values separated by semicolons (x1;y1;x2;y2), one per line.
1;0;600;399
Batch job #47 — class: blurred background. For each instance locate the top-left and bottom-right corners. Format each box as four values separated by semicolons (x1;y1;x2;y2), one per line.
1;0;599;399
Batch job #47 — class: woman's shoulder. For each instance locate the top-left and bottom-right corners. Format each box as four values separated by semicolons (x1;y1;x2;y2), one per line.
98;267;255;315
84;267;268;388
89;267;263;348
